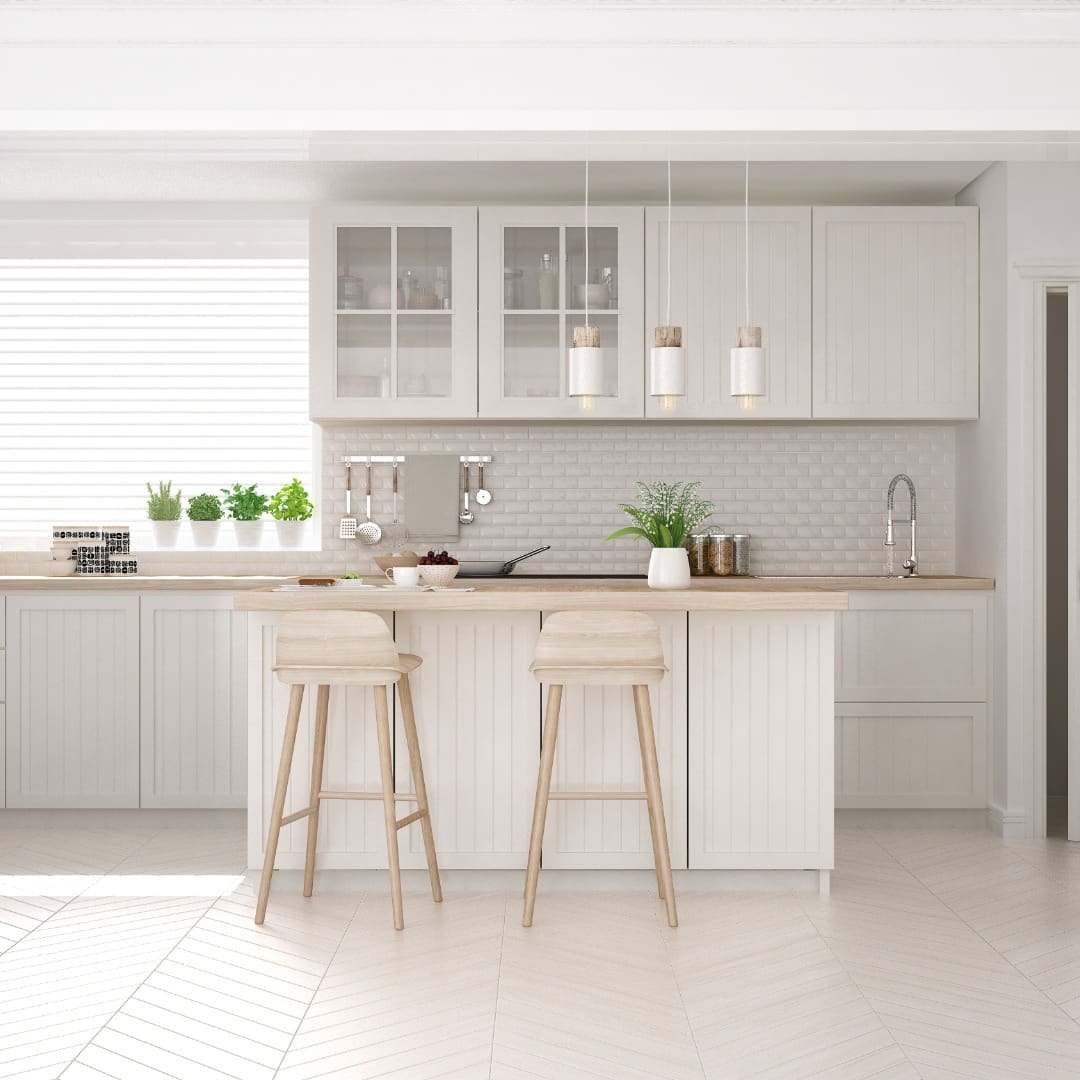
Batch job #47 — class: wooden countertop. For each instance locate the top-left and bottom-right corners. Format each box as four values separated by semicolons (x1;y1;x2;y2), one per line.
0;575;289;590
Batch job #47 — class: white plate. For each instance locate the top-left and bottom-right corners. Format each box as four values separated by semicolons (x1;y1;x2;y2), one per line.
377;584;428;591
334;580;377;590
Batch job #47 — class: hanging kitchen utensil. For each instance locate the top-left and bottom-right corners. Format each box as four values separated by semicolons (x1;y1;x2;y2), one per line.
475;461;492;506
458;461;475;525
339;462;358;540
391;461;400;524
357;462;383;545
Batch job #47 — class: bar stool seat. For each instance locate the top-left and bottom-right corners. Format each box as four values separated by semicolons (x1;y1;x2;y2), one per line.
523;610;678;928
256;611;441;931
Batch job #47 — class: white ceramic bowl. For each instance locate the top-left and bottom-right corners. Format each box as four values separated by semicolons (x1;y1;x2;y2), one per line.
45;560;76;576
418;563;459;587
574;283;610;309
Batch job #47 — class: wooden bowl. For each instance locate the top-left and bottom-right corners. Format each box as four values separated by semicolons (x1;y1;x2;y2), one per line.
374;551;419;573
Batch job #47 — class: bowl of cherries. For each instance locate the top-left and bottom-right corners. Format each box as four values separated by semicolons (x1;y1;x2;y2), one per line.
417;549;460;587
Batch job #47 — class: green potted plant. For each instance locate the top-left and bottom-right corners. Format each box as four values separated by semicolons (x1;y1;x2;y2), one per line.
146;480;183;547
221;483;269;548
606;480;714;589
187;492;224;547
268;478;314;548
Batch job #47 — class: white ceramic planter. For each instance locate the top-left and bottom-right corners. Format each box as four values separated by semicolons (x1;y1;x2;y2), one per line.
149;520;181;548
232;520;265;548
647;546;691;590
274;520;308;548
189;520;222;548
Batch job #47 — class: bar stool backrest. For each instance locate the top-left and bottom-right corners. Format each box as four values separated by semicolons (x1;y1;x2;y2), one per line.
531;610;667;686
275;611;402;684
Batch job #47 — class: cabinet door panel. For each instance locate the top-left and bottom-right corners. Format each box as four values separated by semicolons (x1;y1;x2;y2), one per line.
6;593;139;808
140;593;246;808
645;207;812;419
812;206;978;419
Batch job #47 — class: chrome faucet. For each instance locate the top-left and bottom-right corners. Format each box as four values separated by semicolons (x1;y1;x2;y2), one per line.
885;474;918;577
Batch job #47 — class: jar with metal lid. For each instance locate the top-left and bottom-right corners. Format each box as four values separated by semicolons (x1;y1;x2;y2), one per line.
686;527;724;576
709;533;734;576
732;533;751;576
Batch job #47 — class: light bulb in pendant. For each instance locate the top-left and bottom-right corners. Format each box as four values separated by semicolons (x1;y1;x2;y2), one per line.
660;395;678;412
579;394;595;413
738;395;755;413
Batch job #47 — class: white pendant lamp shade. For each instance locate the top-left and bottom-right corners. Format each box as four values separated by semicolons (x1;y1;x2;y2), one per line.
731;325;765;412
650;326;685;412
569;325;603;412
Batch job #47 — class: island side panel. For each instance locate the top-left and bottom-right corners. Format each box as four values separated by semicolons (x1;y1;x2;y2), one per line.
542;610;689;870
688;611;835;870
393;611;542;870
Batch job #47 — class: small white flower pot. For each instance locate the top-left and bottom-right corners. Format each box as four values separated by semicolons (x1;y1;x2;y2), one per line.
232;520;265;549
189;520;222;548
150;520;181;548
647;547;691;590
274;520;308;548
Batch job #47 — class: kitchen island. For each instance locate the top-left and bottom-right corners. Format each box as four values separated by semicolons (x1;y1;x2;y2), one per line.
237;578;847;889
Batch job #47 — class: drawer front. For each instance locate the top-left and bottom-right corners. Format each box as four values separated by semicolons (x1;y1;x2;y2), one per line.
836;591;989;702
836;702;988;809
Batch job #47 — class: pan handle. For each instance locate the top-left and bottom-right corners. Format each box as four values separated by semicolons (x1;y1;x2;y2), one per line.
502;545;551;573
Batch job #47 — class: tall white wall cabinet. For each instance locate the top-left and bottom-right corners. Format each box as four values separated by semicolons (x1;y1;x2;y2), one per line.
478;206;645;418
812;206;979;420
645;207;813;419
309;205;479;420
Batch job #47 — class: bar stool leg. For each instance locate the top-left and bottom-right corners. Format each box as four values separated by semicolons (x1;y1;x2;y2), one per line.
256;683;305;925
303;684;330;899
523;683;563;927
398;673;442;904
633;685;678;928
634;691;667;901
374;683;405;931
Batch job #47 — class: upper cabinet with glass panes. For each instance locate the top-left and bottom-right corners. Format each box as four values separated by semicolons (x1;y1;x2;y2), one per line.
477;207;644;419
309;207;478;419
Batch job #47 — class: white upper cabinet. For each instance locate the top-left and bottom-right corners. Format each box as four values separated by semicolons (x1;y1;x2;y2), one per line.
812;206;979;420
309;205;478;420
478;206;645;419
645;207;812;419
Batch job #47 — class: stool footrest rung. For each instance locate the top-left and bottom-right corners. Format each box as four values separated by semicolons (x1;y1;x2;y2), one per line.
280;806;316;826
318;790;418;802
395;809;428;830
548;791;648;801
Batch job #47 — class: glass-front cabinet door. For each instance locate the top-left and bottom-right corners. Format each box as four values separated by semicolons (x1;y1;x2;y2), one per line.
478;207;644;418
310;206;478;419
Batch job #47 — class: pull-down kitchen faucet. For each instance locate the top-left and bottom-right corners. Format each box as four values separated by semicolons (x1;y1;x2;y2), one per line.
884;474;918;577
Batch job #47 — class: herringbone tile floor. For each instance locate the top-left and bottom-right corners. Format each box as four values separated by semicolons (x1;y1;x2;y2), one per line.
1;816;1079;1078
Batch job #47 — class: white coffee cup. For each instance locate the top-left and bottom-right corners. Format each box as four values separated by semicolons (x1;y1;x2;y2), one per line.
385;565;421;587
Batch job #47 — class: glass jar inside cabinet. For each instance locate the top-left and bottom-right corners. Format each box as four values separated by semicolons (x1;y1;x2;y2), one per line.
478;207;644;418
310;207;477;419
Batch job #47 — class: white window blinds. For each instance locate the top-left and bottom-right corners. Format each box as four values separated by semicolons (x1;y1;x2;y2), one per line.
0;220;310;540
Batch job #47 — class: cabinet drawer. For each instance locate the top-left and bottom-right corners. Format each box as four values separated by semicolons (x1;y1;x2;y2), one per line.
836;591;989;702
836;702;988;808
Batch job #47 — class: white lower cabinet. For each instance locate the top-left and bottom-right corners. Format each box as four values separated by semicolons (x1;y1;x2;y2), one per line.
687;612;835;870
5;593;140;808
542;611;688;870
140;593;247;808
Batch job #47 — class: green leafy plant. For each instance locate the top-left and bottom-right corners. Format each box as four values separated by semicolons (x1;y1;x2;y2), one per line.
187;493;223;522
606;481;714;548
268;478;314;522
220;483;268;522
146;481;182;522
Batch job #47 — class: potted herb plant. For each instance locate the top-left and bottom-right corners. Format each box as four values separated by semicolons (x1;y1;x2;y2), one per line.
221;483;269;548
268;478;314;548
187;492;224;547
146;480;183;547
606;480;715;589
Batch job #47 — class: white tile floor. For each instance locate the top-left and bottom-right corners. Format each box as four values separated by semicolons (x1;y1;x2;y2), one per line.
1;815;1080;1079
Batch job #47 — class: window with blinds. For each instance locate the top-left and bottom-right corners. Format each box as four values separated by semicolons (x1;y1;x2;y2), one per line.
0;220;312;541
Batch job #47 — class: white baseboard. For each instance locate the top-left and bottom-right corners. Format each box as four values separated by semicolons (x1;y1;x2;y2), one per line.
0;808;245;828
988;803;1027;838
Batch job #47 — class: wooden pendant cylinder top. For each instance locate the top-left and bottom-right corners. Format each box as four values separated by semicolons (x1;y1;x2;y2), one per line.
653;326;682;348
572;325;601;349
736;326;762;348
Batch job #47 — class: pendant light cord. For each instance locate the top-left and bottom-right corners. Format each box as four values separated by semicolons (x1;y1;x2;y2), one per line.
744;159;751;328
665;159;672;328
584;157;590;328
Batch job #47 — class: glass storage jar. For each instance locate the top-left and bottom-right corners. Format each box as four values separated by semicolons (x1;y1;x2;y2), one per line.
732;533;751;576
709;533;735;576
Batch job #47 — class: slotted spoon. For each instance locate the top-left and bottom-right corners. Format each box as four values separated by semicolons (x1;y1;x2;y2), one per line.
357;463;383;545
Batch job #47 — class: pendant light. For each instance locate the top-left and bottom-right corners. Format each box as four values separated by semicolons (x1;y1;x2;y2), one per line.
731;160;765;411
650;160;686;412
569;158;606;412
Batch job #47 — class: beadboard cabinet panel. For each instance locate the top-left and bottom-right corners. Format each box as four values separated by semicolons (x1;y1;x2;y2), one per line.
6;593;139;808
542;611;688;870
688;612;834;870
247;613;391;870
836;703;988;809
393;612;541;870
140;593;246;808
812;206;979;419
645;207;812;419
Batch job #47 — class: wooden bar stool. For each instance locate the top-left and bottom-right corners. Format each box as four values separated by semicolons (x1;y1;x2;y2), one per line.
523;610;678;928
255;611;441;931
